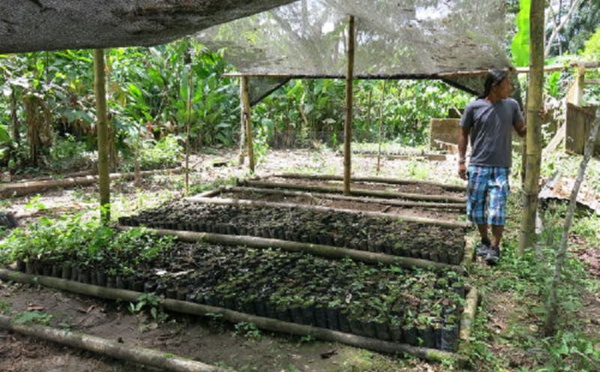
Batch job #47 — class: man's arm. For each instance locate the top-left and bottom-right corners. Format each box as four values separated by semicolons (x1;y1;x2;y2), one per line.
514;120;526;137
457;127;469;180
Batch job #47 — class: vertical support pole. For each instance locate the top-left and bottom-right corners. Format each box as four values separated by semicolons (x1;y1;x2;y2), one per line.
94;48;110;224
241;76;255;173
343;15;356;195
238;78;246;166
376;80;387;174
519;0;544;253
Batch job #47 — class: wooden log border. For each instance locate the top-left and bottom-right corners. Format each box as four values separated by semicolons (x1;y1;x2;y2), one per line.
0;269;467;364
273;173;467;192
0;314;227;372
223;186;466;211
116;226;466;273
184;196;470;229
0;168;185;198
242;180;467;204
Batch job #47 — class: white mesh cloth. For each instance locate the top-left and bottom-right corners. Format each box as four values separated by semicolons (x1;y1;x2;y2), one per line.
194;0;511;77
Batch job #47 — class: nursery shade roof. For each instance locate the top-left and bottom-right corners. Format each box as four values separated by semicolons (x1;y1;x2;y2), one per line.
0;0;297;54
194;0;512;100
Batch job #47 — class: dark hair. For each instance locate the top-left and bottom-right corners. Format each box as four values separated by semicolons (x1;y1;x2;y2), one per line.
479;69;508;99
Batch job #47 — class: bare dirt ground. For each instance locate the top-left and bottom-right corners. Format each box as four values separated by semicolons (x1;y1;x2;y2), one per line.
1;148;599;371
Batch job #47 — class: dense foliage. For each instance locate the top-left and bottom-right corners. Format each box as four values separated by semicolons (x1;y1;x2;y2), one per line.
1;38;473;175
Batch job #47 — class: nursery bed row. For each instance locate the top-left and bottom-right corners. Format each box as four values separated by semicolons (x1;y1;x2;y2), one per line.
259;177;464;199
216;190;462;221
119;200;467;265
11;236;465;351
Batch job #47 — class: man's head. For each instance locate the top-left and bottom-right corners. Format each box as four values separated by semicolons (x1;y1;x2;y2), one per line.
481;69;511;101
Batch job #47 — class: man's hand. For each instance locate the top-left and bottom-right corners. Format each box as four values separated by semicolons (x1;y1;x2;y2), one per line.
458;162;467;180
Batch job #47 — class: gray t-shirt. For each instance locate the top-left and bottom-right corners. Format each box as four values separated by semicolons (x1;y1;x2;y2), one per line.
460;97;524;168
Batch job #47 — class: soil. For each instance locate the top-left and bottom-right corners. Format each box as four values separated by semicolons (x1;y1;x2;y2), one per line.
1;148;599;371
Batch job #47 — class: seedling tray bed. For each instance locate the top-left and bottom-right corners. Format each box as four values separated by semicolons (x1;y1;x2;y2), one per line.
12;236;465;352
119;200;467;264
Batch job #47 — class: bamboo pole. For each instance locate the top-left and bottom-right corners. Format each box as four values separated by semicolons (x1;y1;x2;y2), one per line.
0;269;464;364
544;110;600;335
518;0;545;253
185;68;193;195
343;15;355;195
459;286;479;343
240;76;255;172
94;48;110;224
0;168;185;198
118;226;466;272
376;80;387;174
274;173;467;192
243;180;467;204
184;195;469;228
225;186;466;210
0;315;226;372
238;79;246;166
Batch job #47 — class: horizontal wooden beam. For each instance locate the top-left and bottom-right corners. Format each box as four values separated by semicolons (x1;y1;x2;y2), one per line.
223;62;600;79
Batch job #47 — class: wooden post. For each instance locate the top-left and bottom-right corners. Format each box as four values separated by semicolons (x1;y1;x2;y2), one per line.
238;78;246;165
376;81;387;174
567;66;585;105
343;15;356;195
518;0;544;253
240;76;255;173
94;48;110;224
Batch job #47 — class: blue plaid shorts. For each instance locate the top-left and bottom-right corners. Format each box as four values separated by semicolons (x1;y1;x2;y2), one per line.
466;166;510;226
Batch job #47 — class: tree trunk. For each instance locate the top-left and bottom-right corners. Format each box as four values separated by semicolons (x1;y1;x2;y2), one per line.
94;48;110;224
544;110;600;335
518;0;544;254
10;88;20;144
0;315;226;372
544;0;583;58
343;15;355;195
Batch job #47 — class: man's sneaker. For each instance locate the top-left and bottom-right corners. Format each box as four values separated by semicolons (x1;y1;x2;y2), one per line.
476;239;492;256
485;246;500;266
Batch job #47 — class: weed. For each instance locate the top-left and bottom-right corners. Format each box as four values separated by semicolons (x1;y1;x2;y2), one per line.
233;321;261;340
0;300;11;314
129;293;167;322
14;311;53;325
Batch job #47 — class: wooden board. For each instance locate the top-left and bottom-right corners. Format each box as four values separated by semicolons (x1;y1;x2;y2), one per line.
565;103;599;155
429;118;461;152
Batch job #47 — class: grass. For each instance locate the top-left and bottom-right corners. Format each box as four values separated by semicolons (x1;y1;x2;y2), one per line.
457;163;600;372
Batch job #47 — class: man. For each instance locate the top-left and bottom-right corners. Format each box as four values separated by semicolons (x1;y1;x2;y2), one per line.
458;69;526;265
